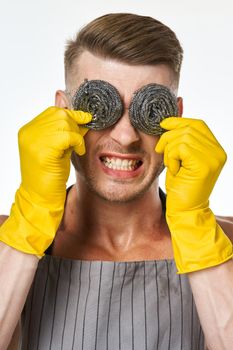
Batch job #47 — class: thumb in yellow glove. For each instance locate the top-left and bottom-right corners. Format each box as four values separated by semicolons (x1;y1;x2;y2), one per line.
155;117;233;273
0;107;92;256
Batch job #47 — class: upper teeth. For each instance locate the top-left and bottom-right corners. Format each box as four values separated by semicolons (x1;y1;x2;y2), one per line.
101;157;140;170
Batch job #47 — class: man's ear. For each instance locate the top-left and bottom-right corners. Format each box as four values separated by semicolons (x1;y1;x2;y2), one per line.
177;96;183;116
55;90;70;108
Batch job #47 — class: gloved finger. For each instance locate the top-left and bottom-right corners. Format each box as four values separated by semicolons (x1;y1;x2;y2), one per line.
165;157;181;176
163;138;184;175
155;123;219;154
160;141;178;176
66;109;92;125
164;129;227;179
48;131;86;156
23;107;91;132
159;117;219;144
164;134;211;176
79;126;90;137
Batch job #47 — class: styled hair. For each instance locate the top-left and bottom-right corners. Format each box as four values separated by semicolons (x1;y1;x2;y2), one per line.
64;13;183;88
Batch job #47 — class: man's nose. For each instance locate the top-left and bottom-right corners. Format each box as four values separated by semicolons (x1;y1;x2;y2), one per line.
109;112;140;147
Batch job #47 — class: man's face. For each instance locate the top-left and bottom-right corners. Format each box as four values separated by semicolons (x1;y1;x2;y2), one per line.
64;51;182;203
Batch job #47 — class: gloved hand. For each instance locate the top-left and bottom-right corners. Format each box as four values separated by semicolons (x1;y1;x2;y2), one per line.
0;107;92;257
155;117;233;273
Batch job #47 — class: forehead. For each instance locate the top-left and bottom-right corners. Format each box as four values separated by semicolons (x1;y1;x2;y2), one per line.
70;51;175;95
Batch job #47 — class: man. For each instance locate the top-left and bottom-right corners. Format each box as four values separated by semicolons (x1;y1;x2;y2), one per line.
0;13;233;350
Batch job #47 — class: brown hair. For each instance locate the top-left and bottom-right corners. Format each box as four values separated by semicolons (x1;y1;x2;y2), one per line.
65;13;183;88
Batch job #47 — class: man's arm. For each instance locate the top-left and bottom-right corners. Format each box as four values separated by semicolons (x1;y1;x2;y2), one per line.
0;216;39;350
6;321;21;350
0;108;91;350
189;217;233;350
155;118;233;349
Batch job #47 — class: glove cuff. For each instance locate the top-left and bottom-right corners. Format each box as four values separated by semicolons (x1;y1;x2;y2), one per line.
0;187;64;256
167;208;233;273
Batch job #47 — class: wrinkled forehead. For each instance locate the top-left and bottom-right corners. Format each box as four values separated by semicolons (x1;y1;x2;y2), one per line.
66;51;177;95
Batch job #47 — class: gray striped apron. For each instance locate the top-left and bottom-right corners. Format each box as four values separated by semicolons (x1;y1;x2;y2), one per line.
21;256;204;349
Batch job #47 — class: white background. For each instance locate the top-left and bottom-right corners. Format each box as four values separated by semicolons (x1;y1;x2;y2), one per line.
0;0;232;215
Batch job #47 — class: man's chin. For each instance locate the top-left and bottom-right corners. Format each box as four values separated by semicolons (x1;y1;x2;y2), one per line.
96;191;145;204
86;180;158;204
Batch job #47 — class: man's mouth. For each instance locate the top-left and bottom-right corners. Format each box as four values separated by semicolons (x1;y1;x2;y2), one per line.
100;156;143;171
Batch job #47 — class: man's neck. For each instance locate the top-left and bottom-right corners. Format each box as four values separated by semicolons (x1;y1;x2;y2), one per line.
62;181;168;248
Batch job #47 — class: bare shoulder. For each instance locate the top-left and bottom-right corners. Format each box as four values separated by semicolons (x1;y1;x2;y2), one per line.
0;215;9;226
216;215;233;242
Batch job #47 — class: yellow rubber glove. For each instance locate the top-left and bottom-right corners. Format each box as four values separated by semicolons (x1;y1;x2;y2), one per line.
155;117;233;273
0;107;92;257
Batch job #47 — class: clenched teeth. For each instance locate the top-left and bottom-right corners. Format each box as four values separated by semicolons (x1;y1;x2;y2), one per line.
100;156;142;171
